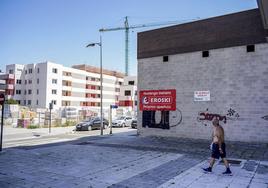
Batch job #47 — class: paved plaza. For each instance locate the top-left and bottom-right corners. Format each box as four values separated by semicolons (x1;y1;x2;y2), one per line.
0;129;267;188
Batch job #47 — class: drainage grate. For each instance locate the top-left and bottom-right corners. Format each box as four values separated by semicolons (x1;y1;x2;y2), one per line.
128;134;138;137
219;159;242;166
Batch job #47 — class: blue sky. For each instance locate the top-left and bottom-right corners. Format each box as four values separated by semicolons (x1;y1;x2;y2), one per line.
0;0;258;75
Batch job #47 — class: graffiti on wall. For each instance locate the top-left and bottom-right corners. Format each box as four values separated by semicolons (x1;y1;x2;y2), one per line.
142;108;182;129
197;108;239;126
262;115;268;121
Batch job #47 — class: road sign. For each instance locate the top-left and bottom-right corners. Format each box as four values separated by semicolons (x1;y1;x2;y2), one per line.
49;102;53;110
110;105;118;109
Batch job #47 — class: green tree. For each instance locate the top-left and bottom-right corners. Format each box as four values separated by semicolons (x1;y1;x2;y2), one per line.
5;99;18;105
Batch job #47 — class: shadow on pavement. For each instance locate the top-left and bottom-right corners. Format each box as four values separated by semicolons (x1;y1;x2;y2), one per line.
3;128;268;161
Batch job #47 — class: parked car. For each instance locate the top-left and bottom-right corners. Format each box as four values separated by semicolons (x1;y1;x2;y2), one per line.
75;117;109;131
131;118;137;129
112;116;132;127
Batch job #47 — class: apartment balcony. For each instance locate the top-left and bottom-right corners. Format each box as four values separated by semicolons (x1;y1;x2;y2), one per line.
0;84;14;90
118;100;133;107
0;74;15;80
118;96;133;101
86;80;100;86
62;86;72;91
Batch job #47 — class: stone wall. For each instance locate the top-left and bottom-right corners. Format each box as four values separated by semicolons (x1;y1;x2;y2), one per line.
137;43;268;143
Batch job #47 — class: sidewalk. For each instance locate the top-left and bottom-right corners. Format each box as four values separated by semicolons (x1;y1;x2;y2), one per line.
3;125;75;142
0;130;267;188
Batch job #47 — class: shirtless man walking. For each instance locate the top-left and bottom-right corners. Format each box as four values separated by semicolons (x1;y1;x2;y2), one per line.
203;117;232;175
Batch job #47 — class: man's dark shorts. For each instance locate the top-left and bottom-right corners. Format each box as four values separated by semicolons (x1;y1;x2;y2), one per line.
211;143;226;159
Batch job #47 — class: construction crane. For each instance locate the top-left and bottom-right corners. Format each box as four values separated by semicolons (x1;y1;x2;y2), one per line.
99;16;198;76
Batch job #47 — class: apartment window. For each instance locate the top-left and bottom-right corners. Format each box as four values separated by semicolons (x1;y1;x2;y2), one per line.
115;88;120;92
52;79;57;84
52;89;57;94
163;55;169;62
52;68;58;73
25;80;27;84
24;100;26;105
119;81;122;85
25;70;27;74
9;69;14;74
62;101;70;106
36;100;39;105
91;77;96;81
37;89;39;95
97;94;101;98
16;100;21;105
135;101;137;106
16;80;22;84
27;100;31;105
28;90;32;94
202;51;209;57
128;81;135;85
29;68;33;74
125;90;131;96
37;78;39;84
96;86;101;90
63;71;71;76
52;100;57;105
247;45;255;52
28;80;32;84
16;90;21;95
62;80;72;86
24;90;27;95
135;90;137;95
62;91;71;96
37;68;40;73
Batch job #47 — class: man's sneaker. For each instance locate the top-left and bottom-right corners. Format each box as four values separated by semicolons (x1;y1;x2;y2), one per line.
222;168;232;176
202;167;212;173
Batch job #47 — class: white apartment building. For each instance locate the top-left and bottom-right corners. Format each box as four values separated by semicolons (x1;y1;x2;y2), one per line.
117;76;137;116
6;62;124;116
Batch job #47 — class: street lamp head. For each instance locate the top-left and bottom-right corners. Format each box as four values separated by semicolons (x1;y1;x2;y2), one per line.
86;43;96;47
86;42;101;48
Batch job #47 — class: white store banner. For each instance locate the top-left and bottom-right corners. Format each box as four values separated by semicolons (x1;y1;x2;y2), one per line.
194;91;210;101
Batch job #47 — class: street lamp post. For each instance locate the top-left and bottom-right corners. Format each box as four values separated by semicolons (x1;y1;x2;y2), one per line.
86;36;103;135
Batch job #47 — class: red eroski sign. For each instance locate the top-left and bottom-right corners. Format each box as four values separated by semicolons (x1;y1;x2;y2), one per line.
139;89;176;111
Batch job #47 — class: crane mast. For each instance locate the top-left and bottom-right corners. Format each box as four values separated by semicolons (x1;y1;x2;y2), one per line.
124;17;129;76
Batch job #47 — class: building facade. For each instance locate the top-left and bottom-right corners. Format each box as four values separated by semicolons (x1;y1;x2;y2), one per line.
137;8;268;142
6;62;124;117
118;76;137;116
0;73;15;98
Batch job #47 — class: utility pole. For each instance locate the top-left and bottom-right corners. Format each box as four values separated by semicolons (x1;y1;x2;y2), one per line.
49;101;53;134
38;112;41;127
109;105;112;135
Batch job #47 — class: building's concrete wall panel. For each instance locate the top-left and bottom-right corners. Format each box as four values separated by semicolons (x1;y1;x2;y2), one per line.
138;43;268;142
